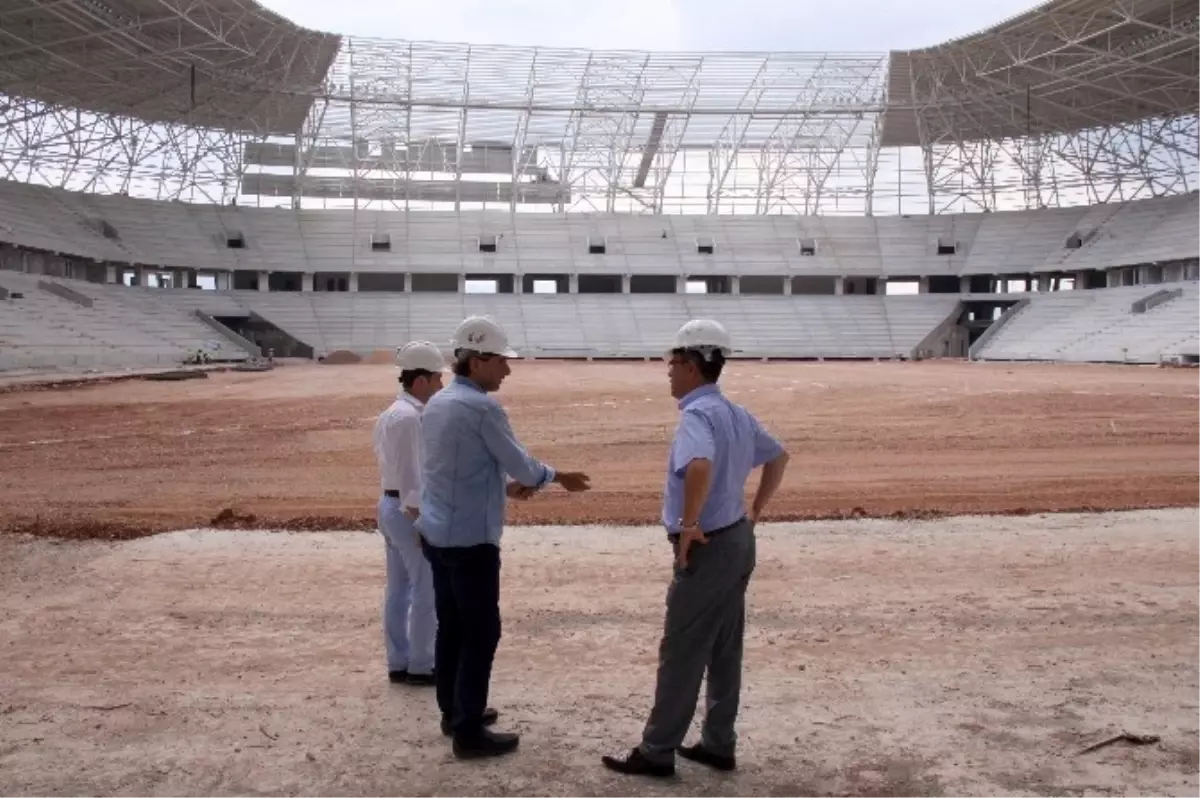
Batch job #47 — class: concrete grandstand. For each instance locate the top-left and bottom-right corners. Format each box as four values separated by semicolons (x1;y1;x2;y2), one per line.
0;0;1197;373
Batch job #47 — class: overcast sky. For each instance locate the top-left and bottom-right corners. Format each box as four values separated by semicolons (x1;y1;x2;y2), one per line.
258;0;1041;52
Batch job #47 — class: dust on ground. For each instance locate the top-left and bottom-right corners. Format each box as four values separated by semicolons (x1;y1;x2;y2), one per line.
1;509;1196;796
0;360;1195;539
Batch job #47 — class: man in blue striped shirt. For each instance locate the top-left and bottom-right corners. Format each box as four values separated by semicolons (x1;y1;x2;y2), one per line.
603;319;790;779
418;315;591;760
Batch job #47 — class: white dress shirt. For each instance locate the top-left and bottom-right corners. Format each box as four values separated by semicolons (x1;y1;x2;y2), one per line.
372;392;425;510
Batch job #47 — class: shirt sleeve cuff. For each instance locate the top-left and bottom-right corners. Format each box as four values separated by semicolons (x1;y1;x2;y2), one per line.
403;489;421;509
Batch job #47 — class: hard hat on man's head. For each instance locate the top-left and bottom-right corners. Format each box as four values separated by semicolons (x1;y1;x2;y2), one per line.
451;315;519;358
396;340;449;372
671;319;733;361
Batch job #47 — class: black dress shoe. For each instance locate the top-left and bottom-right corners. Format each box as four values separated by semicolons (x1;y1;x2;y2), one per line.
388;670;408;684
452;728;519;759
406;671;436;686
441;707;499;736
678;743;736;771
601;747;675;778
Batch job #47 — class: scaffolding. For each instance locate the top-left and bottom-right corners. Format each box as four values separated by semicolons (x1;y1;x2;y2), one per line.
0;0;1196;215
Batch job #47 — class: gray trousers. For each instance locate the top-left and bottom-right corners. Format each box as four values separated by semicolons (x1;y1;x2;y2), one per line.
639;518;756;764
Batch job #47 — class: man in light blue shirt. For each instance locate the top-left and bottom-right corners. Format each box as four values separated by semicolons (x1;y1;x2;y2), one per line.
418;315;591;760
604;319;790;779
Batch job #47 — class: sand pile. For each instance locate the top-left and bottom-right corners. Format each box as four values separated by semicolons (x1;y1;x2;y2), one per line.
321;350;362;365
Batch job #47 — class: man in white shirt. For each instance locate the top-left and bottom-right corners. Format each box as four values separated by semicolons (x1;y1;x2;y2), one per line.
372;341;448;687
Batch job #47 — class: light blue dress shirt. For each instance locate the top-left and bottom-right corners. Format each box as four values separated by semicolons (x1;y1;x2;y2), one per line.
418;376;556;548
662;383;786;533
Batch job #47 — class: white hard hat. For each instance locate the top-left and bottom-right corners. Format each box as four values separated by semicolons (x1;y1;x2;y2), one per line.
671;319;733;360
396;340;449;372
451;315;519;358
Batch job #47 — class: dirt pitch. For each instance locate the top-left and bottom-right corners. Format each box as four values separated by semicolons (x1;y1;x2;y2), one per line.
0;360;1197;795
0;360;1196;537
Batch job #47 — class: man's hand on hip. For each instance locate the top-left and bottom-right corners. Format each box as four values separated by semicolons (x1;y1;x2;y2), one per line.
675;524;708;570
554;471;592;492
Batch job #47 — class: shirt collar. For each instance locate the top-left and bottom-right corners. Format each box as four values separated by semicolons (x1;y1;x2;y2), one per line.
453;375;485;394
677;383;720;410
400;391;425;410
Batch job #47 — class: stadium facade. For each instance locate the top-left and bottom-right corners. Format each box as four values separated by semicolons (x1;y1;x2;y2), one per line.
0;0;1197;371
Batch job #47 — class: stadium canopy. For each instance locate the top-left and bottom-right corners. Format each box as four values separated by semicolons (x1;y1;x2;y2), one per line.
881;0;1198;145
0;0;1196;215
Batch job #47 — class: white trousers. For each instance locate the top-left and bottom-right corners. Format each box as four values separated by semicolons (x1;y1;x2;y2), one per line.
378;495;436;675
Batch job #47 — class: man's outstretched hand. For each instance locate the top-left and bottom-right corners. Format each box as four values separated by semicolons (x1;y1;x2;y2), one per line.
555;472;592;492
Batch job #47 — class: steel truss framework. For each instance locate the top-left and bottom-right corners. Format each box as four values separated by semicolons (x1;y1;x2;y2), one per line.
0;0;1196;216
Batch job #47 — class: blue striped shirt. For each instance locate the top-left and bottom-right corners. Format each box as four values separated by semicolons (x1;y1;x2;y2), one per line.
662;384;785;533
417;376;556;548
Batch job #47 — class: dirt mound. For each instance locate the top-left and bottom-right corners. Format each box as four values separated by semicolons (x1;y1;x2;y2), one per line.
366;349;397;365
321;350;362;365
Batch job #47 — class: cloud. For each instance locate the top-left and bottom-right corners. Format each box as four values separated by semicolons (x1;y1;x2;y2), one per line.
263;0;686;50
671;0;1041;51
259;0;1038;52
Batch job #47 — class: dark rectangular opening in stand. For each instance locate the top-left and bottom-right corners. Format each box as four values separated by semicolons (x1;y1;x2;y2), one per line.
1065;233;1083;249
226;233;246;249
314;271;352;291
478;234;498;253
357;273;407;292
928;275;960;294
790;276;837;295
696;237;714;255
629;274;677;294
578;274;622;293
739;276;785;295
267;271;302;292
411;273;460;292
799;238;817;256
370;234;391;252
588;237;606;255
936;239;957;256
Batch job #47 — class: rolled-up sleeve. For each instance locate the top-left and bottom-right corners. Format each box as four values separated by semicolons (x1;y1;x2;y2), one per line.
670;409;716;476
479;404;555;487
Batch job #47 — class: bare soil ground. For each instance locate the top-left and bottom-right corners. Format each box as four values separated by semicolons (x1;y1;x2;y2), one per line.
1;510;1196;796
0;360;1196;539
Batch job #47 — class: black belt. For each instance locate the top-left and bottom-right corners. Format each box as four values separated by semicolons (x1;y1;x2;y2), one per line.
383;490;400;498
667;516;746;544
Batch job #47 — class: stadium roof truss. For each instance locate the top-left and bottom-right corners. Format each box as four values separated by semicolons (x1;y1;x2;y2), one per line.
0;0;1196;215
883;0;1200;212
